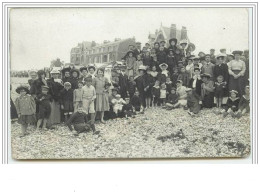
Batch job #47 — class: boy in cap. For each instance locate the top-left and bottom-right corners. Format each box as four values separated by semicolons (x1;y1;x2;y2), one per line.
60;82;74;122
36;86;52;131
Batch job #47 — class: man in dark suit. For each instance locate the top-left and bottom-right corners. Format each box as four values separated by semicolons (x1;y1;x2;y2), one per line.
133;42;142;57
118;65;128;99
188;68;203;96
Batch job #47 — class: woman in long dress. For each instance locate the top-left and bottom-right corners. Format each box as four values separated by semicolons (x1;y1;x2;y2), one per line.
47;69;63;125
92;68;110;123
227;50;246;97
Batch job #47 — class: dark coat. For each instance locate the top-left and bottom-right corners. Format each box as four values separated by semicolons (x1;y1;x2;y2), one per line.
157;72;171;84
177;72;190;87
59;88;73;105
157;51;167;64
188;78;203;96
143;56;152;67
143;73;155;97
62;77;71;84
133;49;142;58
70;77;79;90
30;78;47;96
150;60;160;71
226;97;240;112
127;80;136;96
47;78;64;102
166;55;177;72
118;73;128;98
171;73;179;88
213;63;229;83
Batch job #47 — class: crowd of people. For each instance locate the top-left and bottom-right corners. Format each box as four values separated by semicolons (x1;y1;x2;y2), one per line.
11;39;250;138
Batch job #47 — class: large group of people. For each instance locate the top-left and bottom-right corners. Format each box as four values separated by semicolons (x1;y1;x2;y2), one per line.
11;39;250;138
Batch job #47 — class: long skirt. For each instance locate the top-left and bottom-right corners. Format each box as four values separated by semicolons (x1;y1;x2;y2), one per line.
229;70;246;97
18;114;36;125
203;92;215;108
10;98;18;119
47;101;61;125
95;93;109;112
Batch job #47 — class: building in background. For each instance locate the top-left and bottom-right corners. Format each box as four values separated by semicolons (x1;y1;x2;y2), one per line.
148;24;189;46
70;38;136;66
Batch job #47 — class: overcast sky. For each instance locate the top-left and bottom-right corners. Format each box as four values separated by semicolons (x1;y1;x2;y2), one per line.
10;8;249;70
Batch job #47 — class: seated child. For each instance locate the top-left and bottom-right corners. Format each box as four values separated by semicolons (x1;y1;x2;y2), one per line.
174;80;187;108
66;105;99;136
186;88;201;116
130;90;144;113
15;85;36;137
152;80;160;107
222;90;240;118
160;83;167;106
123;97;134;118
36;86;52;131
236;85;250;118
165;87;179;110
111;94;126;116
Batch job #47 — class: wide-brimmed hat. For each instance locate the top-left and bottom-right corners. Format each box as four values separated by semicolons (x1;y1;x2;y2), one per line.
88;65;96;71
29;69;37;75
229;90;238;94
169;38;177;44
62;67;71;74
201;73;211;78
232;50;243;55
64;82;71;86
127;51;134;56
70;69;80;77
80;66;88;72
160;40;166;44
193;56;200;60
16;85;30;94
154;42;160;46
159;63;168;69
179;39;188;45
50;69;60;74
138;65;147;71
216;53;227;59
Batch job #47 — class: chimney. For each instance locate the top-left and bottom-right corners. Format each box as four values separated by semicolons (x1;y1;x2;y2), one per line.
181;26;188;40
170;24;177;39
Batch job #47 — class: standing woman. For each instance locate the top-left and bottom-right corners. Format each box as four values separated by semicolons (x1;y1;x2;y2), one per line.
88;65;96;79
47;69;64;125
92;68;110;123
31;70;48;96
79;66;89;84
168;38;178;54
28;70;38;87
70;69;80;90
228;50;246;97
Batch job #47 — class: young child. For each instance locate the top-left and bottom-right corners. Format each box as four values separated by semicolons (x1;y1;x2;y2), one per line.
186;88;201;116
165;77;173;97
82;77;96;129
171;67;179;88
130;90;144;113
36;86;52;131
111;94;126;116
157;63;170;84
236;86;250;118
73;82;84;112
160;83;167;106
123;97;134;118
60;82;74;122
214;75;227;108
177;66;189;87
15;86;36;137
126;51;136;78
174;80;188;108
150;65;158;80
66;104;99;136
134;54;143;77
144;69;154;109
222;90;240;118
165;87;179;110
152;80;161;107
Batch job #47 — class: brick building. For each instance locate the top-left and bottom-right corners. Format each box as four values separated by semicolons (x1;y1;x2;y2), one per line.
70;38;136;65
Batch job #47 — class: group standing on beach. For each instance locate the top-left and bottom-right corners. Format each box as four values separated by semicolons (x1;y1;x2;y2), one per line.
11;39;250;138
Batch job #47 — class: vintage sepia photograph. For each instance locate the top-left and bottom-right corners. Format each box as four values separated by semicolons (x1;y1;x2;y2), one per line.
9;7;250;159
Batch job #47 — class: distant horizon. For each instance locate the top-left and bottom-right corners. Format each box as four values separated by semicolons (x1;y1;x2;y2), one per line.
10;8;249;71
